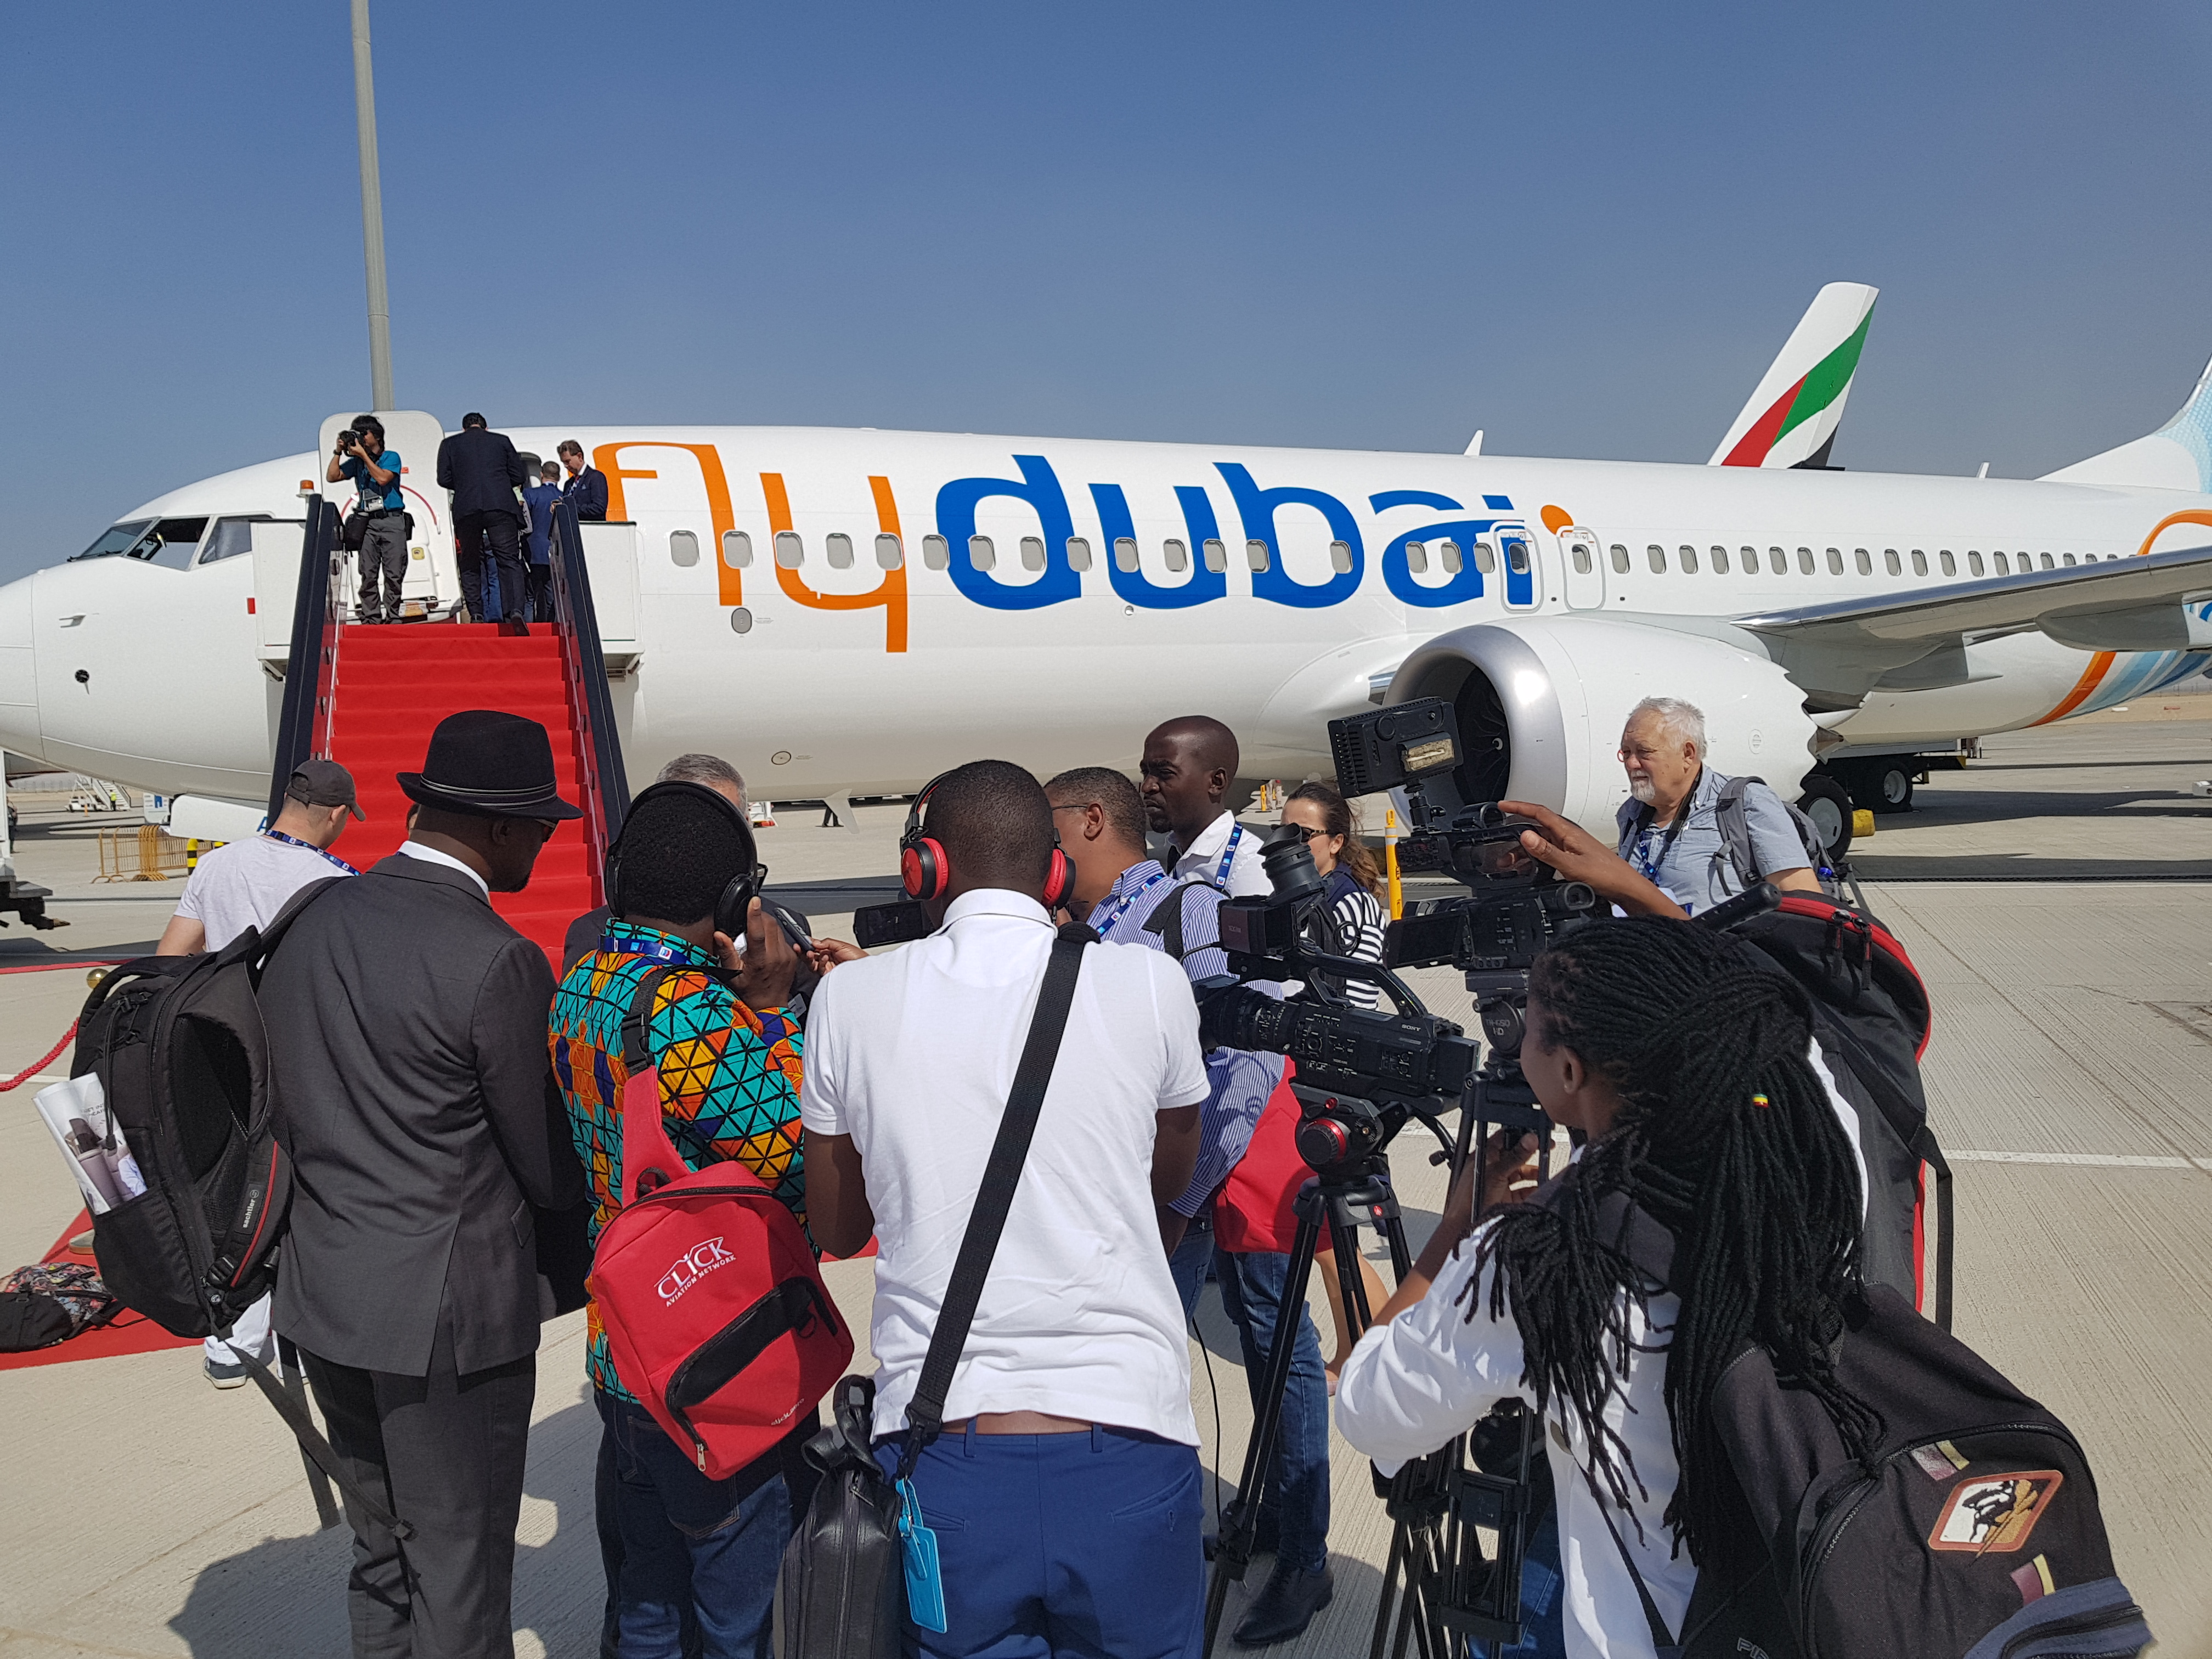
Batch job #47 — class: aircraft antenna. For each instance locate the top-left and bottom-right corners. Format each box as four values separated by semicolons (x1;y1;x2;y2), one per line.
349;0;396;410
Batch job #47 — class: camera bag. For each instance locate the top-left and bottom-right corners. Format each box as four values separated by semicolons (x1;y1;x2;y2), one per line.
72;878;412;1539
776;926;1093;1659
1719;892;1953;1327
588;967;853;1479
1581;1189;2149;1659
341;507;368;552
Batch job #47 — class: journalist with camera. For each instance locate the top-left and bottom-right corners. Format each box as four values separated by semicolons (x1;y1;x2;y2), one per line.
326;416;408;624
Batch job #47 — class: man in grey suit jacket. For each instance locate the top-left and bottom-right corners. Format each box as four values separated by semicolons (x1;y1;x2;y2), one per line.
264;710;587;1659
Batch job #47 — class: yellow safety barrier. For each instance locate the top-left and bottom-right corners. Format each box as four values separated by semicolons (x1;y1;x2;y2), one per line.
94;826;194;883
1384;808;1403;919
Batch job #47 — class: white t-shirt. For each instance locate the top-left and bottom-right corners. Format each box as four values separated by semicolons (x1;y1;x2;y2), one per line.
1172;810;1272;899
173;834;354;950
800;889;1210;1443
1336;1221;1691;1659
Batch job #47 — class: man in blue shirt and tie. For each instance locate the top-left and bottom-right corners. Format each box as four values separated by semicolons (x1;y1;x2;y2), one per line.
521;461;565;622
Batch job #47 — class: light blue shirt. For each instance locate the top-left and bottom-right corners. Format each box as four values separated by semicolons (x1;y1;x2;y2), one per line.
1093;859;1285;1217
1613;766;1812;915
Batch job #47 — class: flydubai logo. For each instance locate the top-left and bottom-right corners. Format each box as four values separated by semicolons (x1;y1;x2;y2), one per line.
657;1238;735;1306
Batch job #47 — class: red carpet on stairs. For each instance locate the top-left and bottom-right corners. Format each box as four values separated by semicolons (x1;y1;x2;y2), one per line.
324;623;602;966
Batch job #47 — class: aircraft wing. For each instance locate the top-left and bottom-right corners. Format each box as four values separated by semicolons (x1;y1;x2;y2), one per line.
1732;543;2212;695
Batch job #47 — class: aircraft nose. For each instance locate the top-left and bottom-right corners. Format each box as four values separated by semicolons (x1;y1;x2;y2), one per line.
0;568;41;754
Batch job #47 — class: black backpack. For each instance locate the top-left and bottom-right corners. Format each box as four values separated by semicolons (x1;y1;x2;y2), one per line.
1599;1268;2152;1659
1725;892;1954;1327
73;881;411;1539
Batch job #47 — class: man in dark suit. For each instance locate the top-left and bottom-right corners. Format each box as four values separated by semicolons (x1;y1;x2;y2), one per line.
264;709;588;1659
557;439;610;521
438;414;531;631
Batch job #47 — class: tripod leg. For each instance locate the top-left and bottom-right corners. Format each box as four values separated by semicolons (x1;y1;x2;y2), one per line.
1203;1202;1327;1658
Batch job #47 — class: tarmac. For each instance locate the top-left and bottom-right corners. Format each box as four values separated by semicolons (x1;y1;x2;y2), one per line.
2;712;2209;1657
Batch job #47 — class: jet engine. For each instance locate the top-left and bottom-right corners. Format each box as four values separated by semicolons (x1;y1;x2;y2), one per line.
1387;617;1819;837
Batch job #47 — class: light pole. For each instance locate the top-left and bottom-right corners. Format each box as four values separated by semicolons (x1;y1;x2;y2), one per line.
350;0;394;410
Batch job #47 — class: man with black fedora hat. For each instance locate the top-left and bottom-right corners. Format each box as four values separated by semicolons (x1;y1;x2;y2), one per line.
262;710;588;1659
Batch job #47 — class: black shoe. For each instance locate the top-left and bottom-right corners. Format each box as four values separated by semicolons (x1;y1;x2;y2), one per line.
1232;1558;1333;1647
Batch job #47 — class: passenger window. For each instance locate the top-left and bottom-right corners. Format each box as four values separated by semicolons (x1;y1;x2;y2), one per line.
1711;546;1730;574
1744;546;1762;575
1021;535;1046;572
1441;540;1464;573
1610;543;1630;573
1911;550;1928;575
670;530;701;567
923;533;949;569
1883;549;1900;575
1939;550;1955;576
722;529;753;568
1968;551;1983;576
1472;541;1496;573
2062;552;2077;567
968;534;995;571
2039;552;2054;570
1647;544;1666;573
826;532;854;570
1854;548;1872;575
1771;547;1788;575
1678;545;1698;574
1329;539;1355;575
1994;552;2010;574
1506;542;1530;575
875;532;903;569
1117;538;1142;573
1203;538;1226;573
1164;538;1189;573
773;531;803;568
1246;538;1271;572
1826;548;1843;574
1570;541;1592;574
1406;540;1429;574
1066;536;1092;572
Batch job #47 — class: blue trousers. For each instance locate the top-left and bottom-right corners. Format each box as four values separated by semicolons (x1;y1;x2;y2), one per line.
1169;1226;1330;1572
873;1423;1204;1658
595;1391;791;1659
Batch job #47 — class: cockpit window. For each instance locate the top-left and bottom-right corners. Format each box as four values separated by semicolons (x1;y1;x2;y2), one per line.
75;520;155;560
196;517;276;565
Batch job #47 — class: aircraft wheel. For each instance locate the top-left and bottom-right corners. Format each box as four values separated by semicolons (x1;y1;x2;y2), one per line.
1871;761;1916;815
1797;775;1855;861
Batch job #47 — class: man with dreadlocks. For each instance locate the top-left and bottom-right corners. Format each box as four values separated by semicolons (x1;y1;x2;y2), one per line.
1335;918;1880;1658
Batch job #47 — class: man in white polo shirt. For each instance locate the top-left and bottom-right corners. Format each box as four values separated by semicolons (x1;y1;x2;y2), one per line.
157;758;362;1387
802;759;1211;1658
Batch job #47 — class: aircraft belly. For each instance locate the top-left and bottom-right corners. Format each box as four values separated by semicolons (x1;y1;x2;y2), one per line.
1828;634;2126;744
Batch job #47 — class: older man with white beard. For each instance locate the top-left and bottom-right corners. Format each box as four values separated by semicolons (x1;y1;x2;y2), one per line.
1612;696;1821;915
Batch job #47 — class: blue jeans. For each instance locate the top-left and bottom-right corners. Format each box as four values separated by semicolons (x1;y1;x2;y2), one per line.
1169;1226;1330;1573
1475;1504;1566;1659
595;1391;791;1659
873;1423;1204;1658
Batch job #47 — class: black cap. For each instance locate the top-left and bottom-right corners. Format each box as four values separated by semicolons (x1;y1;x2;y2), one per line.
285;758;365;820
397;710;583;820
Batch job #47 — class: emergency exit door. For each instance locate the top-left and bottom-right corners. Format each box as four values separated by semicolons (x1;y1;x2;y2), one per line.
1496;526;1541;609
1559;524;1606;609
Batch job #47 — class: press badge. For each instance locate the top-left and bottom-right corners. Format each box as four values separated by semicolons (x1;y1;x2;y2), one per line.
896;1477;947;1633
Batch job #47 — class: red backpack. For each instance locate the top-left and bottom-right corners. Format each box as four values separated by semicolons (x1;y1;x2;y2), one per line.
588;969;852;1477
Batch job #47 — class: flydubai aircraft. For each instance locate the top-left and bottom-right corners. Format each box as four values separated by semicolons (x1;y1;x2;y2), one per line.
3;283;2209;851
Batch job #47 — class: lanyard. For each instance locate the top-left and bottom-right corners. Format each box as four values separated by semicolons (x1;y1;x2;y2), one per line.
264;830;359;875
1098;867;1170;933
599;932;709;968
1211;824;1244;887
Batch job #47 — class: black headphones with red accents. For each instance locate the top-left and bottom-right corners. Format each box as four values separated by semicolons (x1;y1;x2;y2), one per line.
606;780;768;940
901;769;1075;911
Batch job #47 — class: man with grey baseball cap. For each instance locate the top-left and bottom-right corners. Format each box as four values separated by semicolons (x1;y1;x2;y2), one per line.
157;757;364;1385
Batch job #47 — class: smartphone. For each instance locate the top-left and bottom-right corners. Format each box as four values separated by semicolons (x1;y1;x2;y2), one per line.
853;898;933;949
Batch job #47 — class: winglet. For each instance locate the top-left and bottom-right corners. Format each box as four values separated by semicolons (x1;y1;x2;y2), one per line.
1709;283;1878;469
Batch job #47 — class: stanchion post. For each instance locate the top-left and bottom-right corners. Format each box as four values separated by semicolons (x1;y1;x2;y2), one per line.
1385;808;1403;919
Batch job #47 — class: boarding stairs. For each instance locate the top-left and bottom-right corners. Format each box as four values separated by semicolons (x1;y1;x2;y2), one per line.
268;495;631;965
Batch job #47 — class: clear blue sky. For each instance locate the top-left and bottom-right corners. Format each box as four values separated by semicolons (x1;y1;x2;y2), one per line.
3;1;2208;583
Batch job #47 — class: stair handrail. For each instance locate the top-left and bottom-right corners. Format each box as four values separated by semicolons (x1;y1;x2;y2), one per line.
267;498;345;824
549;500;632;893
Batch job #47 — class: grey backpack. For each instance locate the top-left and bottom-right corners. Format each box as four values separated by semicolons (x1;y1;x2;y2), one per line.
1714;774;1843;899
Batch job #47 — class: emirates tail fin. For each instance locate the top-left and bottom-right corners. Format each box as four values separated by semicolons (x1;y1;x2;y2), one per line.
1709;282;1878;469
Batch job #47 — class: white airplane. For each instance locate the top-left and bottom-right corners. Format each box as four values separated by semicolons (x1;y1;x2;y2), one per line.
3;284;2209;856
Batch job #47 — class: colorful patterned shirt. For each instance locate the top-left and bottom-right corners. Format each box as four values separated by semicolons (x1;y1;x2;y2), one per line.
549;919;806;1401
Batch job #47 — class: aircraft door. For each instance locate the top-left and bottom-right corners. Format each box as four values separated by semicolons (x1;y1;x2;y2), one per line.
1496;526;1541;609
1559;524;1606;609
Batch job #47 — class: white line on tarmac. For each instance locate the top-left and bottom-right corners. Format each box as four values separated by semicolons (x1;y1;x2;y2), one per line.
1949;1149;2212;1171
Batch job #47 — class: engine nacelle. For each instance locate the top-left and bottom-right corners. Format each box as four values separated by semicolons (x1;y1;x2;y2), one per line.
1389;618;1819;837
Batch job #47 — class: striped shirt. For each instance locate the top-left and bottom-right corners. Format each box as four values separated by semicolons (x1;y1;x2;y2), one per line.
1091;860;1285;1217
1307;870;1389;1009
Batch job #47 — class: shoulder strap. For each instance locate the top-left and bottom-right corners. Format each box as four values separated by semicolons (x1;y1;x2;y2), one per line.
899;927;1091;1472
1578;1462;1681;1659
1712;775;1763;888
617;967;694;1205
1141;877;1222;961
239;873;351;988
1617;800;1655;858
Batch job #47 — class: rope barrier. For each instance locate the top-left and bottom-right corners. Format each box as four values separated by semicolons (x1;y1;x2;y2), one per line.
2;1021;79;1092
